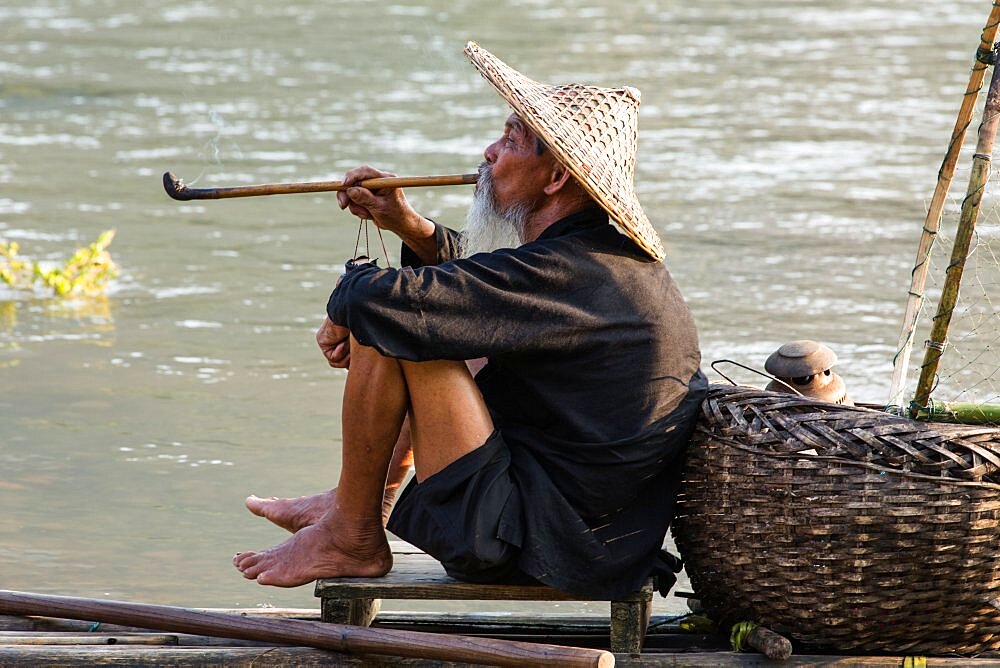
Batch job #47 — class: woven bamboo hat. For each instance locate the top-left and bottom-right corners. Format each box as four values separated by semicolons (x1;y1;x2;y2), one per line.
464;41;664;261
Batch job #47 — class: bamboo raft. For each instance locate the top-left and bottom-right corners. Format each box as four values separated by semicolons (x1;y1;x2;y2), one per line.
4;606;1000;666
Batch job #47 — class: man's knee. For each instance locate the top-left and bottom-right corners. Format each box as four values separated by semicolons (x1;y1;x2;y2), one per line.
349;334;400;368
398;358;483;401
398;357;469;373
349;337;468;381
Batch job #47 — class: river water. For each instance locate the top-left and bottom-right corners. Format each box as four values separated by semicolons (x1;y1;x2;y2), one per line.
0;0;992;613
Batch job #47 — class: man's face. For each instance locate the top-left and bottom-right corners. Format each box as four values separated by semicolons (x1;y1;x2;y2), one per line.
482;114;555;215
459;114;558;257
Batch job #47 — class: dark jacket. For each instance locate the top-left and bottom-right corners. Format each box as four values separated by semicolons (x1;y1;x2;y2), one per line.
328;208;705;597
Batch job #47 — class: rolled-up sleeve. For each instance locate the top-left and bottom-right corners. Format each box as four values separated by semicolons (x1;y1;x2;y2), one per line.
399;221;464;268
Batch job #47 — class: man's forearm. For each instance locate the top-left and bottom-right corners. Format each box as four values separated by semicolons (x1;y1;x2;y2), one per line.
397;213;440;266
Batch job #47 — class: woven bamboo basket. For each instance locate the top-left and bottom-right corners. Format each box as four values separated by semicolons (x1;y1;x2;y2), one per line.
672;384;1000;655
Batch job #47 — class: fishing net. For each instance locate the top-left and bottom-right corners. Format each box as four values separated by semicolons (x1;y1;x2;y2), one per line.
888;40;1000;420
898;130;1000;411
917;185;1000;406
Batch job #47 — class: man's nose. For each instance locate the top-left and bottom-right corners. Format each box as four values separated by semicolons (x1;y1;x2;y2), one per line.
483;140;498;163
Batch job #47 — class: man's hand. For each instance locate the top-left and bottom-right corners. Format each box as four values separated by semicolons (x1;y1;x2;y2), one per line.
317;317;351;369
337;165;437;261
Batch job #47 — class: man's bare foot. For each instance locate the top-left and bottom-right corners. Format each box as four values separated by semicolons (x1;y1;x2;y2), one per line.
245;490;336;533
233;514;391;587
247;487;399;532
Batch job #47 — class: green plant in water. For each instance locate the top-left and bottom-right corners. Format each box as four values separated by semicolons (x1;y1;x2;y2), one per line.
0;240;32;289
0;229;119;298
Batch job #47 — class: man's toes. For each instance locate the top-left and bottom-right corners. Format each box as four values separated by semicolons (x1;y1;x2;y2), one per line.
233;551;259;569
256;567;303;588
255;569;280;586
240;558;269;580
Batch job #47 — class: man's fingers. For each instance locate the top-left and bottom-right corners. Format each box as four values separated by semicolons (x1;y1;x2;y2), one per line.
340;167;381;212
349;205;375;221
343;165;391;187
341;187;379;221
327;339;348;360
337;166;403;225
319;338;348;358
346;186;377;207
341;167;371;187
327;340;351;368
316;317;351;369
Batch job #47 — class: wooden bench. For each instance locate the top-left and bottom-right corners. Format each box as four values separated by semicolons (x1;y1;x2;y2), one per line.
314;542;654;654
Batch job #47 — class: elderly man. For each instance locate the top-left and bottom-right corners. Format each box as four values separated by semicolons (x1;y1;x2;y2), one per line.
234;42;706;599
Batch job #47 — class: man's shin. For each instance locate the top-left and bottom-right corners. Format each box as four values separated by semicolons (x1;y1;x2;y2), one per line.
335;338;410;520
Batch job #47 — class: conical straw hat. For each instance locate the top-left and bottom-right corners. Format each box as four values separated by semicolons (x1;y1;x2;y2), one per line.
464;41;664;261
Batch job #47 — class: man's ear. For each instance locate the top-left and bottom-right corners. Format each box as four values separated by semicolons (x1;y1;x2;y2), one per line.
543;161;573;196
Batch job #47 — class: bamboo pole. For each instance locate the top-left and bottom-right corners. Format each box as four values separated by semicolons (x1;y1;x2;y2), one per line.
2;648;996;667
887;2;1000;410
911;52;1000;412
911;400;1000;424
0;633;179;645
0;591;613;668
746;625;793;661
163;172;478;201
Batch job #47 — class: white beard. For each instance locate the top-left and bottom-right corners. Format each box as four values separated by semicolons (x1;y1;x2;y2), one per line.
459;164;529;258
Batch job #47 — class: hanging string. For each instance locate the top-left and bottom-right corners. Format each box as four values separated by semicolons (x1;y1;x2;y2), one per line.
350;218;391;268
377;226;392;268
352;217;366;260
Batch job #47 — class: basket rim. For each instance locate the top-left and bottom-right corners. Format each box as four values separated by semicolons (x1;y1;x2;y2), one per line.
701;431;1000;491
699;384;1000;490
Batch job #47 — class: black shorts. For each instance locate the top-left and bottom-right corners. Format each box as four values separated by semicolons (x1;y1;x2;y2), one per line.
386;430;529;584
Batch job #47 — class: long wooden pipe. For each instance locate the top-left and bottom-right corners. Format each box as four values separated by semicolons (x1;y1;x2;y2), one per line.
163;171;478;201
0;590;613;667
